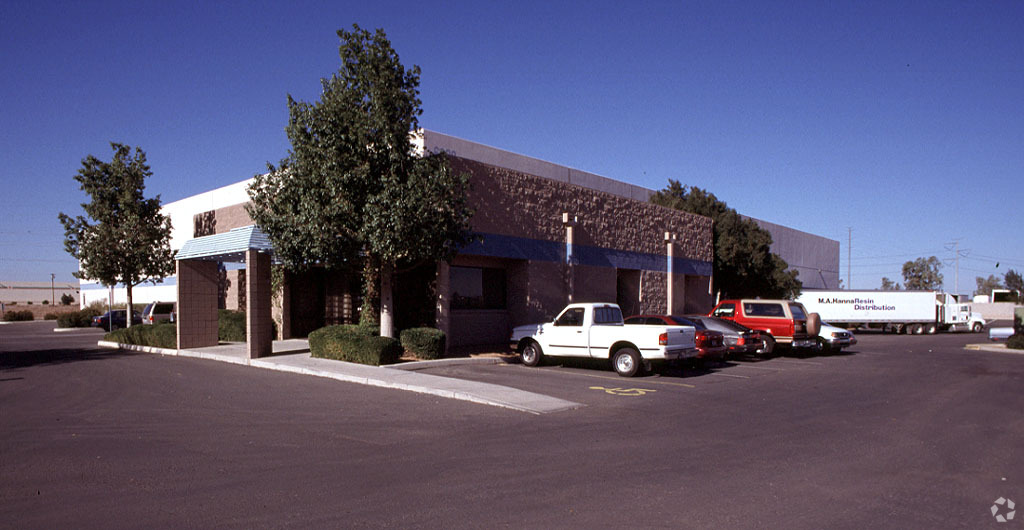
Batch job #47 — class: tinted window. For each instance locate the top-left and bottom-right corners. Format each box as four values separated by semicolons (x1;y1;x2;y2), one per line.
788;303;806;320
555;308;585;327
593;306;623;324
745;303;786;317
624;317;645;325
712;303;735;317
451;266;507;310
701;317;749;333
668;316;703;329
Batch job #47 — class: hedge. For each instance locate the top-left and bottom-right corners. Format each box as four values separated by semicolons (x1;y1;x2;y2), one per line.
57;308;101;328
217;309;278;342
309;325;401;366
400;327;446;360
1008;334;1024;350
104;323;177;349
3;310;34;322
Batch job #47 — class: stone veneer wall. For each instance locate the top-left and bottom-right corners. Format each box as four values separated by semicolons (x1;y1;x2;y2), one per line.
453;158;713;263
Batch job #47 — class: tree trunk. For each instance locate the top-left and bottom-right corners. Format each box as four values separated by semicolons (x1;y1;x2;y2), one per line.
126;284;134;328
380;261;395;338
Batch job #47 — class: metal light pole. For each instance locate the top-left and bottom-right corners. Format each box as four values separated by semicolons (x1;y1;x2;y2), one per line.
50;273;55;306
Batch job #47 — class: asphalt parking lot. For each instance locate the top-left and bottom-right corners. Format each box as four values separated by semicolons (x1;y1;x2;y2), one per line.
3;321;1023;528
415;331;1010;408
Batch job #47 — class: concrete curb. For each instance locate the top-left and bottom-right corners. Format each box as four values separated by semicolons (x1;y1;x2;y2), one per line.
96;340;581;414
389;356;508;371
965;343;1024;355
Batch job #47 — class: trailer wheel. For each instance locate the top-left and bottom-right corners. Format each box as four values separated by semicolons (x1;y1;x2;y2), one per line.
911;324;924;335
972;322;983;333
925;323;937;334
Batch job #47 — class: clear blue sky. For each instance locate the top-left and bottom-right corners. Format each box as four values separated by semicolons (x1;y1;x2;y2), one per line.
2;0;1021;295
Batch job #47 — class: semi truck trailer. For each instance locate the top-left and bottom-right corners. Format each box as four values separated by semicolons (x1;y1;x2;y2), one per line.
795;290;986;334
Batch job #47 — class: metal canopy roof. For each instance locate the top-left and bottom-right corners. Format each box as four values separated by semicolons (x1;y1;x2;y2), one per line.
175;225;276;263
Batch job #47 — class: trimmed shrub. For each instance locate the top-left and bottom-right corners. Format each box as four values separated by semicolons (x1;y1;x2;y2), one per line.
218;309;247;342
57;308;101;328
310;325;401;365
44;313;59;320
104;323;177;349
400;327;446;360
60;293;75;306
1008;334;1024;351
217;309;279;342
3;310;34;322
42;300;49;305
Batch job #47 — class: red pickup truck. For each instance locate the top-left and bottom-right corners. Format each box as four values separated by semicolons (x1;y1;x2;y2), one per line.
709;299;820;355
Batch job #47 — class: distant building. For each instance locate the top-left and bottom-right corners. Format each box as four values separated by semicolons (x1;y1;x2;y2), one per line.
0;281;79;305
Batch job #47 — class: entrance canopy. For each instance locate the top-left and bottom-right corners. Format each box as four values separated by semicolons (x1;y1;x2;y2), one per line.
175;225;276;263
174;225;277;359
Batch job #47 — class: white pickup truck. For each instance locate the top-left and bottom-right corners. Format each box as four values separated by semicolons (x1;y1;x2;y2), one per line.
509;303;698;377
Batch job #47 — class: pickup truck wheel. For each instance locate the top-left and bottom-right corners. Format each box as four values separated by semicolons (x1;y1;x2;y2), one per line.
521;341;543;367
814;337;826;353
612;348;642;377
972;322;983;333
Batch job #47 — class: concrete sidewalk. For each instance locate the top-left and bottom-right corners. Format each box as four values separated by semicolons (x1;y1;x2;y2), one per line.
965;342;1024;355
97;339;581;414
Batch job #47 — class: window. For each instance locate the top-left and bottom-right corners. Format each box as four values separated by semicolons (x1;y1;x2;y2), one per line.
451;266;506;310
555;308;585;326
712;303;736;317
745;302;785;317
593;306;623;324
788;304;806;320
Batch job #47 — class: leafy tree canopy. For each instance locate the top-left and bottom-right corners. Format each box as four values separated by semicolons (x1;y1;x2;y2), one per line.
1005;269;1023;303
880;277;901;290
246;25;473;335
974;274;1004;296
651;180;801;299
58;143;175;325
901;256;943;290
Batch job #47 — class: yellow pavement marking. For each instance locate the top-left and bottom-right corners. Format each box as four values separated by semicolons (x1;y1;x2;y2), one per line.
539;367;697;388
589;386;657;396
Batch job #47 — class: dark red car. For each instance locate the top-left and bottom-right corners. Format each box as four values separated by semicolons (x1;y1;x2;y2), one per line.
624;314;727;362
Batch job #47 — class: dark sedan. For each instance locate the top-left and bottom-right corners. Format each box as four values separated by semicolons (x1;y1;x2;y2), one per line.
685;315;767;358
92;310;143;331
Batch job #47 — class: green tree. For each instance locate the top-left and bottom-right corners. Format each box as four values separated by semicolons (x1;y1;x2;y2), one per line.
60;293;74;306
651;180;801;299
1004;269;1023;303
901;256;943;290
974;274;1004;296
59;143;175;327
247;25;473;338
880;277;900;290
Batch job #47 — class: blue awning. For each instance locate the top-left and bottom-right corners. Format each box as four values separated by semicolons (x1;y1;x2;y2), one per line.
174;225;276;263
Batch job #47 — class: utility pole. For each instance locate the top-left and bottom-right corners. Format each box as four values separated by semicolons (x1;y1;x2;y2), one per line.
50;273;55;305
944;239;967;296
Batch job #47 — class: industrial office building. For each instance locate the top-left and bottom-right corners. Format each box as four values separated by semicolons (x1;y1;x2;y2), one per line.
81;130;838;350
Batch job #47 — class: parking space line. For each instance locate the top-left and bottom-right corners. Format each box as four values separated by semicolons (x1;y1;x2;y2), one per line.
540;367;697;388
708;372;750;379
728;364;783;371
771;359;822;366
